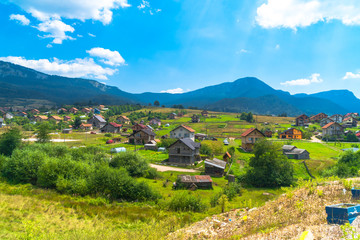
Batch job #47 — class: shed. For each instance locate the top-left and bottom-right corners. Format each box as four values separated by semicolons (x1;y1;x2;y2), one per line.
223;152;231;162
223;139;229;145
282;145;297;153
177;175;213;189
144;143;158;151
284;148;310;160
205;158;227;176
158;147;166;152
62;128;72;134
110;147;126;153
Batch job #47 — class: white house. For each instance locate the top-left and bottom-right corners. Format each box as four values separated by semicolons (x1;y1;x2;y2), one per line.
170;125;195;141
5;113;14;120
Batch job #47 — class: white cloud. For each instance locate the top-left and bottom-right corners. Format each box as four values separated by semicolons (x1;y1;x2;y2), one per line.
137;0;161;15
9;14;30;25
37;19;75;44
88;33;96;37
9;0;130;44
236;49;250;54
137;0;150;10
275;44;280;50
86;47;125;66
161;88;186;94
343;72;360;80
281;73;323;86
256;0;360;29
0;56;116;80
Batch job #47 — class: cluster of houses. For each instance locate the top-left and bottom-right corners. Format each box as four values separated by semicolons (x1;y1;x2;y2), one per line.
296;112;359;139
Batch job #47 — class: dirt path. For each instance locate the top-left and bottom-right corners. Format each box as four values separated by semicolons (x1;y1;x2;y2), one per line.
23;138;80;142
310;136;323;143
149;164;199;172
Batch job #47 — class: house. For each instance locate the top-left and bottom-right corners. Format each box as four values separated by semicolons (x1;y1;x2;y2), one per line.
205;158;227;176
0;118;3;128
35;115;48;122
264;130;273;138
117;116;131;124
149;118;162;127
93;108;101;114
344;113;359;118
62;128;72;134
168;113;177;119
282;145;297;153
342;117;357;128
31;109;40;114
64;116;71;121
168;138;200;165
82;108;91;114
223;152;231;162
191;114;200;123
330;114;344;123
320;118;334;127
50;115;62;123
5;112;14;120
100;122;122;133
57;108;67;114
144;142;158;151
177;175;212;189
69;107;78;114
287;148;310;160
128;128;156;145
295;114;310;126
17;112;27;117
170;125;195;141
322;122;344;138
87;115;106;129
80;123;93;131
132;123;148;133
241;128;265;152
195;133;207;141
201;110;209;117
98;105;105;110
279;128;303;140
310;113;328;122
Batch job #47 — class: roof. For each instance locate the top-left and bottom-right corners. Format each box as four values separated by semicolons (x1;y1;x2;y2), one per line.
296;114;308;119
344;117;355;122
94;115;106;123
169;138;200;150
285;148;309;155
36;115;48;120
282;145;297;151
130;128;156;137
51;115;62;121
64;116;71;119
109;122;122;128
241;128;265;137
356;132;360;137
279;128;302;135
81;123;92;127
223;152;231;158
70;107;78;110
179;175;212;183
322;122;338;129
205;158;226;169
133;123;147;129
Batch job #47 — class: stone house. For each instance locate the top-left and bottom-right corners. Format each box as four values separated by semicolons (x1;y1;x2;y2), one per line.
320;118;334;127
201;110;209;117
330;114;344;123
177;175;212;189
128;128;156;145
168;138;200;165
132;123;148;133
69;107;78;114
117;116;131;124
241;128;265;152
87;115;106;129
322;122;344;137
168;113;177;119
282;145;310;160
149;118;162;127
100;122;122;133
295;114;310;126
310;113;328;122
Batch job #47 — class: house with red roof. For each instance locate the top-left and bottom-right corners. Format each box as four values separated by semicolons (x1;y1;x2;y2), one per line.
100;122;122;133
241;128;265;152
295;114;309;126
322;122;343;138
170;125;195;141
132;123;148;133
356;132;360;141
310;113;328;122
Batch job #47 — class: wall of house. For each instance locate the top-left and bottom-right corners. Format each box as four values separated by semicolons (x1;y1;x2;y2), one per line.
170;128;195;141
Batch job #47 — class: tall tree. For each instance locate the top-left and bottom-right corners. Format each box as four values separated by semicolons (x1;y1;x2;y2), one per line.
154;100;160;107
0;128;22;156
35;123;51;143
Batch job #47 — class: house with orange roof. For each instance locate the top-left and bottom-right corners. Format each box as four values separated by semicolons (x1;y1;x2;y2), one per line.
170;125;195;141
80;123;93;131
117;115;131;124
241;128;265;152
50;115;62;123
35;115;48;122
69;107;78;114
31;109;40;114
322;122;343;138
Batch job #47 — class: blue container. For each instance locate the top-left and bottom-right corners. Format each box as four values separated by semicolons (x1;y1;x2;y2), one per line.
351;189;360;200
326;203;360;224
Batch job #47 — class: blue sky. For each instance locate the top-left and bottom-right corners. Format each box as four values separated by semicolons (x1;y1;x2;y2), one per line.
1;0;360;97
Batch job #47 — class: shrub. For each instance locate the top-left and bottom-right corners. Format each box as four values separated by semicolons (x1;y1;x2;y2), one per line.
200;144;213;156
144;167;161;179
0;128;22;156
223;182;242;200
159;138;177;148
110;152;149;177
168;192;206;212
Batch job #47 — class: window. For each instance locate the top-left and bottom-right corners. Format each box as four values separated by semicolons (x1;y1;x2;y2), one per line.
177;148;181;154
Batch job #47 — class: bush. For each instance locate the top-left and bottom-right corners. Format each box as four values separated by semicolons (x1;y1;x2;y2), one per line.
245;139;294;187
223;182;242;200
145;167;161;179
200;144;213;156
110;152;149;177
159;138;177;148
0;128;22;156
168;192;206;212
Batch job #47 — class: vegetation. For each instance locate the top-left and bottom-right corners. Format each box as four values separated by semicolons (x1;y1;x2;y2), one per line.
244;139;294;187
35;123;52;143
322;150;360;178
0;128;22;156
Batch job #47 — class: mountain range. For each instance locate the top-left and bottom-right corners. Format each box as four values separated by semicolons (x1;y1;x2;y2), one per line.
0;60;359;116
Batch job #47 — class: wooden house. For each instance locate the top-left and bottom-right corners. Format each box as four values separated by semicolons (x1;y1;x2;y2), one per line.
35;115;48;122
87;115;106;129
241;128;265;152
117;116;131;124
177;175;212;189
205;158;227;176
223;152;231;162
295;114;310;126
132;123;148;133
82;108;91;114
69;107;78;114
322;122;344;137
320;118;334;127
80;123;93;131
64;116;71;121
279;128;303;140
201;110;209;117
168;113;177;119
62;128;72;134
128;128;156;145
149;118;162;126
191;114;200;123
57;108;67;114
343;117;357;128
170;125;195;141
100;122;122;133
330;114;344;123
282;145;297;153
50;115;62;123
168;138;200;165
282;145;310;160
310;113;328;122
264;130;273;138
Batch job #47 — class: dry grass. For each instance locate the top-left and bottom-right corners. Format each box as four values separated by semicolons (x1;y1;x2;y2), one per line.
169;178;358;240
